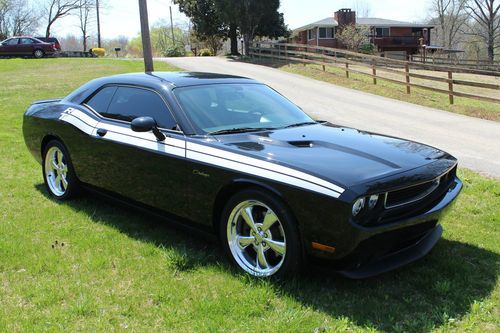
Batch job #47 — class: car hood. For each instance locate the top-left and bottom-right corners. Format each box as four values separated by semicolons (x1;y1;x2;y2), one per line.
212;123;455;189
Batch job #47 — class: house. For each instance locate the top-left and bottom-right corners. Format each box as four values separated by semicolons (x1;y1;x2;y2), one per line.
292;8;434;59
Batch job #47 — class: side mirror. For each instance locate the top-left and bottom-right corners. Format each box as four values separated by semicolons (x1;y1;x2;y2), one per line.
131;116;165;141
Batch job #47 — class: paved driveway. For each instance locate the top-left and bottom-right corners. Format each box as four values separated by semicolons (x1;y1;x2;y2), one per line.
160;57;500;178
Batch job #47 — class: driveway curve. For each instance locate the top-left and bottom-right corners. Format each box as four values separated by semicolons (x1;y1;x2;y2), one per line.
160;56;500;178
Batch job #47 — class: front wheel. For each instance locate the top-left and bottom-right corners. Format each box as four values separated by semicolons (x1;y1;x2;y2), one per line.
33;49;44;59
42;140;79;200
220;189;302;278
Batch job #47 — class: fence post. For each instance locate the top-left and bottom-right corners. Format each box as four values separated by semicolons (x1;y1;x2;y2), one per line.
285;45;290;66
372;59;377;85
405;62;411;94
448;71;454;104
345;62;349;78
322;49;326;71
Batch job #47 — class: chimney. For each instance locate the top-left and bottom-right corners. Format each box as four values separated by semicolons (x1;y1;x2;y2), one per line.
334;8;356;31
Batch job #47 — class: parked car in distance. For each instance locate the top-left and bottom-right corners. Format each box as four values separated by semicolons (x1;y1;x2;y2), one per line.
0;37;58;58
35;37;61;51
22;72;462;278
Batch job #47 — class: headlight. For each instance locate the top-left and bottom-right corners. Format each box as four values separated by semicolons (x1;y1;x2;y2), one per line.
368;194;379;209
352;197;365;216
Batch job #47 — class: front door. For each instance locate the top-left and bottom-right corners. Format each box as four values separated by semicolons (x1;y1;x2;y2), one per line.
81;85;188;217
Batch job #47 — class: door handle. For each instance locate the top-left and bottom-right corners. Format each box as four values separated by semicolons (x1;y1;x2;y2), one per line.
96;128;107;137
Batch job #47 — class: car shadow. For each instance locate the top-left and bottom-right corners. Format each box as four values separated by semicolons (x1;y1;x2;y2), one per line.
34;184;499;332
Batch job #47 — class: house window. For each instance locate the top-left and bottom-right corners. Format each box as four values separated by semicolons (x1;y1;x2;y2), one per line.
375;28;390;37
307;29;316;40
319;27;335;39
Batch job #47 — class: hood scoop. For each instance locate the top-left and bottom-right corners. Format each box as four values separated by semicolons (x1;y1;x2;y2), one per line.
288;140;314;148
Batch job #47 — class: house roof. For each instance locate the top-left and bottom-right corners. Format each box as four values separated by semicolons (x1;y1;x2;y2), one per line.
293;17;433;33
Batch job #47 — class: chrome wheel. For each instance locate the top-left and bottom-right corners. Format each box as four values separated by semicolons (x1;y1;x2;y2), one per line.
34;49;44;58
227;200;286;277
44;146;68;196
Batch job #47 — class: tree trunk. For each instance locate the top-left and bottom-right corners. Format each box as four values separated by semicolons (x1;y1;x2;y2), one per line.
243;34;250;56
229;23;238;55
83;34;87;52
45;24;51;38
487;34;494;63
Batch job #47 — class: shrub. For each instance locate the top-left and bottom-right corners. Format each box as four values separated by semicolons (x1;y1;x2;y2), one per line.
91;48;105;57
199;48;212;56
163;45;185;57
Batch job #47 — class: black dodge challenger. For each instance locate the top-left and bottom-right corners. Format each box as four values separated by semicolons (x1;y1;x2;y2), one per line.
23;72;462;278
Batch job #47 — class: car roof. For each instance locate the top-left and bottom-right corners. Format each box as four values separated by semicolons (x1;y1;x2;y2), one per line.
102;72;259;88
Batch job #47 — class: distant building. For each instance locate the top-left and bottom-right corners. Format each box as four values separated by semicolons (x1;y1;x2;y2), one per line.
292;8;434;59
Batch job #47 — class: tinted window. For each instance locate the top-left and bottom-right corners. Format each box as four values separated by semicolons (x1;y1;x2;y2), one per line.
104;87;177;129
20;38;34;45
86;86;117;114
5;38;19;45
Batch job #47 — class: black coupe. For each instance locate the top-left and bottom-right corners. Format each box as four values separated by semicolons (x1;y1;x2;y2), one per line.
23;72;462;278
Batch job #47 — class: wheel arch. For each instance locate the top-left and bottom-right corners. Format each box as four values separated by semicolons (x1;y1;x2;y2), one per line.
41;134;64;158
212;178;295;237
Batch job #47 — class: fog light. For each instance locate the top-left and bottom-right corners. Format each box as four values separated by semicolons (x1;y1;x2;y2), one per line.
368;194;379;209
352;198;365;216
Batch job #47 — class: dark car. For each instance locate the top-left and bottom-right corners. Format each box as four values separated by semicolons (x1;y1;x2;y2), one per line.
22;72;462;278
35;37;61;51
0;36;57;58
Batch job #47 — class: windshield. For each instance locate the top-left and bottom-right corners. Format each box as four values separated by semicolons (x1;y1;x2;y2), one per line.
173;83;314;134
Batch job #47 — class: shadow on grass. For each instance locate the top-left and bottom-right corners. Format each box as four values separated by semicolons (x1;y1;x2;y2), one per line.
35;184;499;332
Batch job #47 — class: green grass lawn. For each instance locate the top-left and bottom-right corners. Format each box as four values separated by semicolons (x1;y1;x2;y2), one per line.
246;59;500;122
0;58;499;332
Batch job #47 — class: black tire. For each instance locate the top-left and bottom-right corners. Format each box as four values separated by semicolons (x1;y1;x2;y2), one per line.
33;49;45;59
219;188;302;278
42;140;80;200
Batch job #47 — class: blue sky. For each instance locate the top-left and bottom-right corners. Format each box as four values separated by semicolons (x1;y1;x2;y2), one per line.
49;0;433;39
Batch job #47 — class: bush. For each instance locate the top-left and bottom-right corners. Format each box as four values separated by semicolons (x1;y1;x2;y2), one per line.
359;43;375;54
199;48;212;56
91;48;105;57
163;45;185;57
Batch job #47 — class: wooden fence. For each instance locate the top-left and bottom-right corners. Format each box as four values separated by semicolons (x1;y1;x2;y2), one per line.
410;55;500;72
249;42;500;105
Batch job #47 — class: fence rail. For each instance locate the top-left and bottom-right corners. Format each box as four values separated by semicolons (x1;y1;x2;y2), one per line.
410;55;500;71
249;42;500;105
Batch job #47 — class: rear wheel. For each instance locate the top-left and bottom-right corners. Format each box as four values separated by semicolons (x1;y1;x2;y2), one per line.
220;189;302;278
33;49;44;59
42;140;79;200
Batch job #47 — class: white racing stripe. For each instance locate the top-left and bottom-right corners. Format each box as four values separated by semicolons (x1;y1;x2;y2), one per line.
59;108;345;198
188;150;342;198
187;142;344;195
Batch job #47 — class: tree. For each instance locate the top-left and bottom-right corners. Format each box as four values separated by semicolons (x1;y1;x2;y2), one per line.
336;24;370;52
465;0;500;62
219;0;287;55
430;0;468;50
44;0;80;38
77;0;94;51
0;0;40;40
174;0;227;55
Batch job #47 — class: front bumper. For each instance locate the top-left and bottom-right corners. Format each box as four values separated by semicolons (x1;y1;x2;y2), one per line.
316;176;462;278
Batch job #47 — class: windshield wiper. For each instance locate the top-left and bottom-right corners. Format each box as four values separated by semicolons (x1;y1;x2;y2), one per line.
208;127;276;135
283;121;318;129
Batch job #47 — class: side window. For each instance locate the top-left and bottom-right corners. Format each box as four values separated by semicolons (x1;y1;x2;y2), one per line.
5;38;19;45
20;38;33;45
104;87;177;130
86;86;117;114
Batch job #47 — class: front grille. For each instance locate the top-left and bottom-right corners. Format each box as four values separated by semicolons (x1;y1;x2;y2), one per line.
385;178;440;208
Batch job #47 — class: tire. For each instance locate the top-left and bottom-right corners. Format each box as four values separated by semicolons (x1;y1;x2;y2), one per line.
33;49;45;59
42;140;80;200
219;188;302;278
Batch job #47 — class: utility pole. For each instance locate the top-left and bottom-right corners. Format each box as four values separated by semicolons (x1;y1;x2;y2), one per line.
169;6;175;45
96;0;101;48
138;0;154;72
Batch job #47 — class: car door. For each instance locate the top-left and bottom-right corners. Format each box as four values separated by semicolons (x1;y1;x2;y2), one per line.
0;38;19;55
18;38;35;55
82;85;188;217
